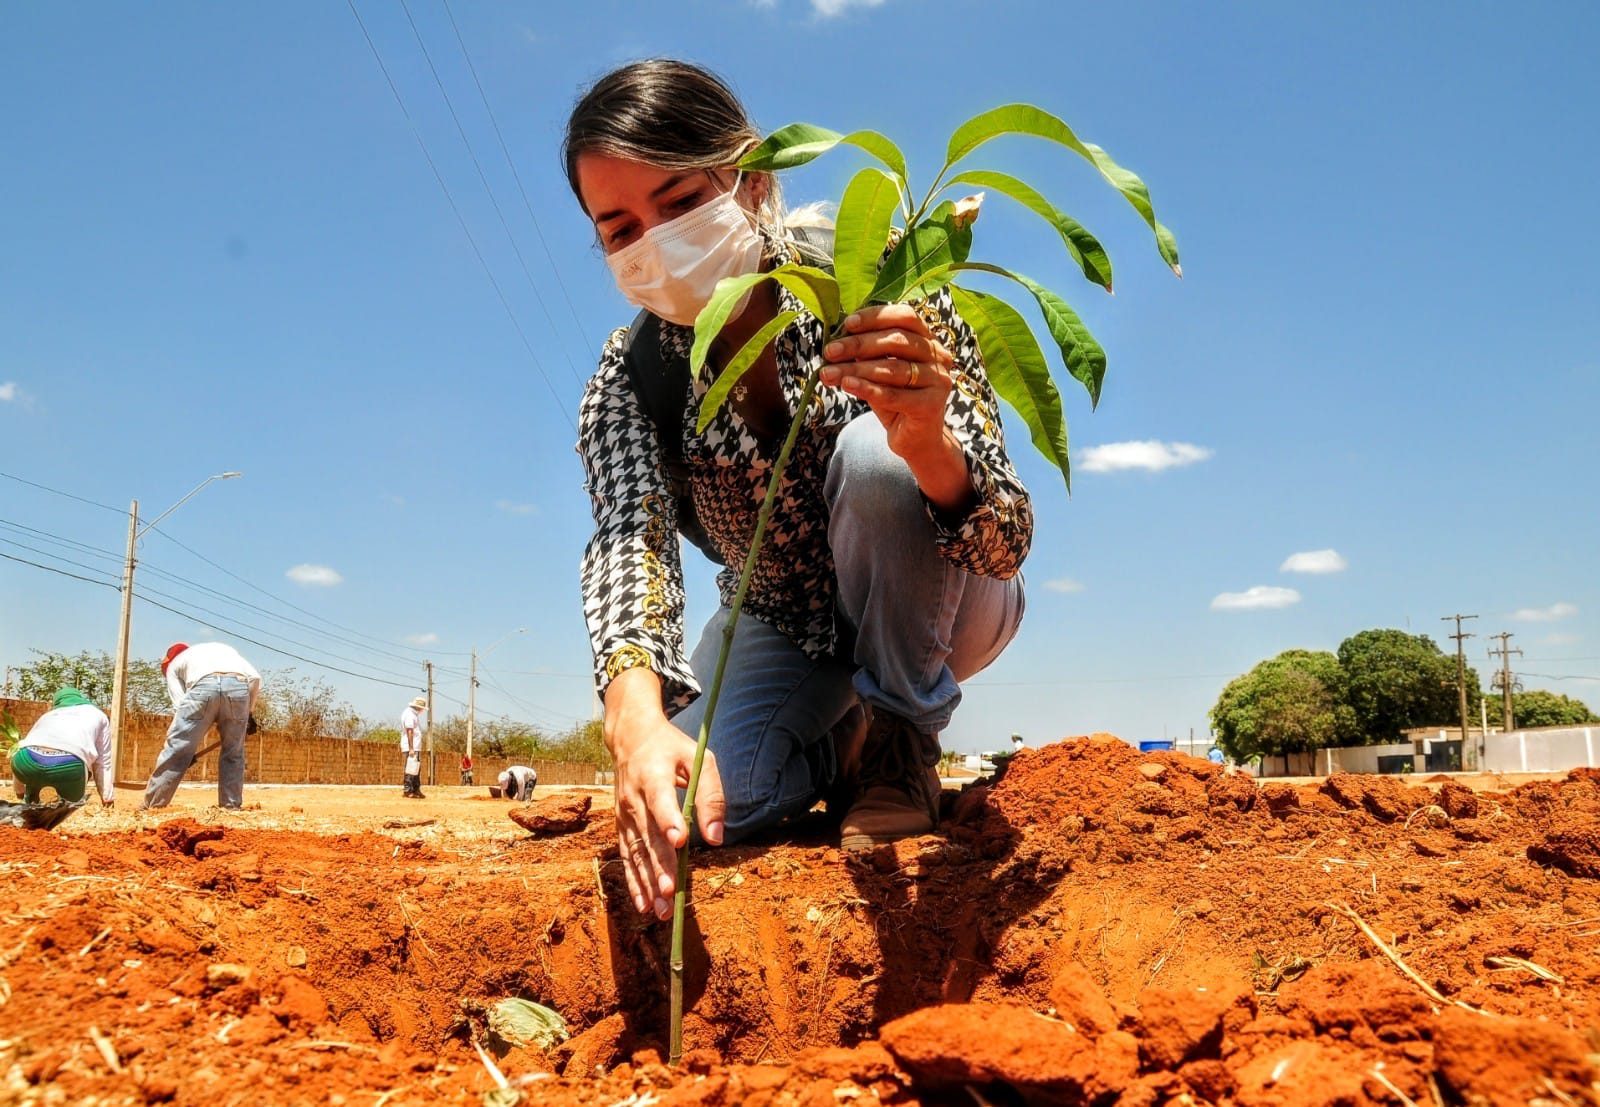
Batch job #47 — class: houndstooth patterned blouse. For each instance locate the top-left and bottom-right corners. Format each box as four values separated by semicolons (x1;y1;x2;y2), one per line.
577;250;1034;713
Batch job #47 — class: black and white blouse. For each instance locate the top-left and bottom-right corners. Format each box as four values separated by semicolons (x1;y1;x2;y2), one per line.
577;242;1033;713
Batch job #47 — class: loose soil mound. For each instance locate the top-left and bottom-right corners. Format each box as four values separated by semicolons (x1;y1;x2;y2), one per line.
2;736;1598;1105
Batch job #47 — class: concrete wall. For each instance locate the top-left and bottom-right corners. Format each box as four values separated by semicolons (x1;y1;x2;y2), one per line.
1;697;599;788
1319;742;1416;775
1488;727;1597;774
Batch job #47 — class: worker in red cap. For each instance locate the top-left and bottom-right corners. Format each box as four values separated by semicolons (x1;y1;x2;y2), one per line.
143;641;261;810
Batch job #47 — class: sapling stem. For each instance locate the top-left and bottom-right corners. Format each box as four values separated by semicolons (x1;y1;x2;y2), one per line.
669;357;826;1065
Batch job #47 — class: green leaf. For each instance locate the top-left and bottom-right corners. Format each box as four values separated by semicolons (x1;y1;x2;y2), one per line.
869;202;972;304
957;262;1107;408
834;168;900;314
740;124;908;186
947;169;1113;291
690;271;776;376
487;998;569;1053
696;310;800;432
945;104;1180;274
770;264;842;329
949;284;1071;490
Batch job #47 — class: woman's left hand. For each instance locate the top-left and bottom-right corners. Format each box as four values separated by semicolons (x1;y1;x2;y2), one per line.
820;303;976;515
820;304;953;462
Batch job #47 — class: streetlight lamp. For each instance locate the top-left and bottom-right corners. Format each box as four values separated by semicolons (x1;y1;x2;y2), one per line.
108;472;243;789
467;626;526;763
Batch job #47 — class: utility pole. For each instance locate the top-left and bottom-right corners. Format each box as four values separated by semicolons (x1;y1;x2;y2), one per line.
1442;613;1478;752
425;660;435;787
108;500;140;787
107;473;242;788
1488;632;1522;732
467;647;477;764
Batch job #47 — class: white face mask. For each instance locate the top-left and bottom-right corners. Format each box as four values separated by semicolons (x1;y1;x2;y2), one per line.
605;179;765;327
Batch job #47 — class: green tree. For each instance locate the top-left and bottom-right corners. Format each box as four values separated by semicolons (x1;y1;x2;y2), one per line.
541;718;611;770
13;649;168;714
1509;689;1599;728
1337;629;1478;743
253;670;363;740
1211;650;1357;767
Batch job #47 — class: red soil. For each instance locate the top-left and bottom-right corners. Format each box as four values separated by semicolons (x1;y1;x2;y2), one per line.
2;736;1597;1105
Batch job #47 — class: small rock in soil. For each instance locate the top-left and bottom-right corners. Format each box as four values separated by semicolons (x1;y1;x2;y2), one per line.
205;963;252;990
1528;827;1600;879
1047;961;1119;1037
1433;1006;1599;1104
508;794;592;836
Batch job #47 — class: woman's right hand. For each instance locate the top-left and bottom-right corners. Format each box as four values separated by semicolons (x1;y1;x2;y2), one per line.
604;667;726;920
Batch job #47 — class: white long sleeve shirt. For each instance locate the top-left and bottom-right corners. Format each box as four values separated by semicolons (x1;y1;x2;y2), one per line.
165;643;261;709
498;765;537;800
19;704;113;803
399;706;424;754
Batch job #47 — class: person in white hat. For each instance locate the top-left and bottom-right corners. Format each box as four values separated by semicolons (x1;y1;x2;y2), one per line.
399;695;427;798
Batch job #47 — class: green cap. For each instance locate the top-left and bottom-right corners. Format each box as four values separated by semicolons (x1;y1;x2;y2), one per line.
51;687;94;710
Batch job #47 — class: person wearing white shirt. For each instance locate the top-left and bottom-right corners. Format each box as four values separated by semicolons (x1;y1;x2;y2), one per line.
498;764;537;801
10;688;114;807
399;696;427;799
142;641;261;810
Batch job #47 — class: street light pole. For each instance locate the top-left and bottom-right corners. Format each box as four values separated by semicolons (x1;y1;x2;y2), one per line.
467;627;526;763
107;472;243;789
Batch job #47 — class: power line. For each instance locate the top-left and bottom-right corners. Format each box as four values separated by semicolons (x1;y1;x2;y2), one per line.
1;534;426;694
0;517;124;564
0;469;122;514
437;0;597;363
131;582;423;687
144;525;471;658
474;665;573;727
0;514;472;674
397;0;587;385
133;593;422;692
344;0;577;432
0;534;121;585
0;549;120;591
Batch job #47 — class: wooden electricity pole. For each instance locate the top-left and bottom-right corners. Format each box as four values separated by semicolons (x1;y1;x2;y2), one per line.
108;500;140;786
1488;632;1522;732
425;660;435;786
1441;613;1477;749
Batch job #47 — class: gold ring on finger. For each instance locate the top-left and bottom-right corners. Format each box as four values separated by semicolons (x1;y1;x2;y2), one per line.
907;363;920;388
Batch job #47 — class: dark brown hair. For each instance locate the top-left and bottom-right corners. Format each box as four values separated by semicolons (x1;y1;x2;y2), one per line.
562;59;783;223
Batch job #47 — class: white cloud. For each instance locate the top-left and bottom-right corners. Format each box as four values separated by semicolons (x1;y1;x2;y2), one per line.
496;500;538;516
1509;602;1578;622
384;494;406;507
286;564;344;587
1078;440;1213;474
1280;549;1348;574
811;0;887;16
0;382;17;402
1211;586;1301;612
1542;632;1581;647
405;632;438;645
1044;577;1085;594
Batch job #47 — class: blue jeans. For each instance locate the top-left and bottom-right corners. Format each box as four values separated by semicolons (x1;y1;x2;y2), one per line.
670;417;1026;841
143;675;252;809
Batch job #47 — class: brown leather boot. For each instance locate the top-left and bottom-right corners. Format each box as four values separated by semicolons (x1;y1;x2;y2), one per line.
839;709;942;852
821;701;870;823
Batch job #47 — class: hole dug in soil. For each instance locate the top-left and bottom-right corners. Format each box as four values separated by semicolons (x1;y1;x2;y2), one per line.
1;736;1598;1106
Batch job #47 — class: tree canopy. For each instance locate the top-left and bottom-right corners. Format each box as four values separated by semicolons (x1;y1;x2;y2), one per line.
1337;629;1478;742
1211;649;1357;764
1508;689;1599;729
12;649;169;714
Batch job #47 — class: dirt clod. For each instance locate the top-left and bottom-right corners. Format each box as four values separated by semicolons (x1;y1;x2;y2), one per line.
508;793;593;836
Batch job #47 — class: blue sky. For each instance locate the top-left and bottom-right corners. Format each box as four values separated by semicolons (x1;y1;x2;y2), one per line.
3;1;1597;751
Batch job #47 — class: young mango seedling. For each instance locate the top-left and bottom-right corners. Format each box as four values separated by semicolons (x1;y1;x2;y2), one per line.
668;103;1181;1062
